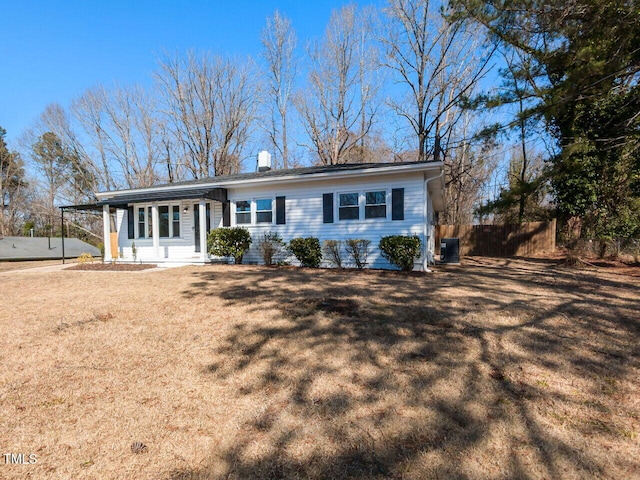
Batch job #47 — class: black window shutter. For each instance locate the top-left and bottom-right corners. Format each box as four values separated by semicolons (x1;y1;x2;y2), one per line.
392;188;404;221
127;206;134;239
222;201;231;227
322;193;334;223
276;196;286;224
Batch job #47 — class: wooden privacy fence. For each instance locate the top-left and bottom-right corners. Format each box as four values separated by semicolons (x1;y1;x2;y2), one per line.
435;219;556;257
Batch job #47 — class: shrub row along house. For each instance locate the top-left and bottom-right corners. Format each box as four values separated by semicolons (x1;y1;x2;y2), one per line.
89;156;445;270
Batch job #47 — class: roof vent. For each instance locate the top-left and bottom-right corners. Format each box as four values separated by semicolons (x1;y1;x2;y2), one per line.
257;151;272;172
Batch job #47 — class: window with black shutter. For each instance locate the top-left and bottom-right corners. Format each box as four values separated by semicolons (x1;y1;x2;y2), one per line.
127;206;134;239
276;196;286;224
222;201;231;227
322;193;334;223
392;188;404;221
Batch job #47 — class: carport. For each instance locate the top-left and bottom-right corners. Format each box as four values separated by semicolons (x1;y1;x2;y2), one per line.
58;203;108;264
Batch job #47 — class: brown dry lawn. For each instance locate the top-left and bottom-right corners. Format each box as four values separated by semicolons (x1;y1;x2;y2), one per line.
1;258;638;479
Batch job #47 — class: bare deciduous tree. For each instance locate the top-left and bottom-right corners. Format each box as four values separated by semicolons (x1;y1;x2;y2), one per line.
382;0;491;163
100;84;163;188
261;11;297;169
156;51;260;178
72;89;117;191
443;137;497;224
72;85;164;189
296;5;381;165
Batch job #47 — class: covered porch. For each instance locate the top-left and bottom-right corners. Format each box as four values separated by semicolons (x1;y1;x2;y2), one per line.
88;186;228;264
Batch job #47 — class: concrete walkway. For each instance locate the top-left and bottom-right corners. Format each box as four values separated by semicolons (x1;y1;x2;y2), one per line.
0;263;73;275
0;260;203;276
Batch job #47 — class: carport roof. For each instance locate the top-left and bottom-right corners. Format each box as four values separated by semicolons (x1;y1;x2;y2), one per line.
95;186;227;208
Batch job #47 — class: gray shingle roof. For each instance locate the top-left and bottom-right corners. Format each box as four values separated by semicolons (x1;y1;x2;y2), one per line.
102;161;434;193
0;236;100;260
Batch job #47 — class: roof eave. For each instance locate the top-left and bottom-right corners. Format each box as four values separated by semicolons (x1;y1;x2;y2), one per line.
95;162;444;201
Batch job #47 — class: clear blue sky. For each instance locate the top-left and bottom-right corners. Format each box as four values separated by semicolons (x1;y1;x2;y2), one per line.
1;0;374;146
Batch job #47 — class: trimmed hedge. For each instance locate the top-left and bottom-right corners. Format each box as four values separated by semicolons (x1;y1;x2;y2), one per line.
207;227;252;264
288;237;322;268
379;235;421;271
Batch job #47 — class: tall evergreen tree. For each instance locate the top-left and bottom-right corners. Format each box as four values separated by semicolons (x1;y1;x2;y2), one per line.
0;127;27;236
454;0;640;239
31;132;71;214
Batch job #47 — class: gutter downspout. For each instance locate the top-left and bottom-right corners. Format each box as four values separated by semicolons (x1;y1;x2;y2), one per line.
424;169;444;272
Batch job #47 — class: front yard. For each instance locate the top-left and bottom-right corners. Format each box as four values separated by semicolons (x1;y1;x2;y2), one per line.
1;258;638;479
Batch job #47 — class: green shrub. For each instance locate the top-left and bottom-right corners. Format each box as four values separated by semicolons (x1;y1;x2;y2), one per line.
379;235;422;271
288;237;322;268
207;227;252;264
256;232;286;265
323;240;343;268
345;239;371;269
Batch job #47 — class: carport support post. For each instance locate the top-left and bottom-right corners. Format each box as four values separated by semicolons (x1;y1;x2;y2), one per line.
61;208;65;264
198;201;207;261
102;204;112;262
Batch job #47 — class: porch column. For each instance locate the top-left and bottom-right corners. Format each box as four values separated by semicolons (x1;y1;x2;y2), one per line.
151;203;160;259
423;180;429;271
425;202;433;268
198;201;207;261
102;204;112;262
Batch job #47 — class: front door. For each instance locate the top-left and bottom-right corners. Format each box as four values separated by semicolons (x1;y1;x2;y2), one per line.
193;203;211;253
194;203;201;253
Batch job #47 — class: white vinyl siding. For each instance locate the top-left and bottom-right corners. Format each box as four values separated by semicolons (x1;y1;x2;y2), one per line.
228;172;427;269
114;170;434;269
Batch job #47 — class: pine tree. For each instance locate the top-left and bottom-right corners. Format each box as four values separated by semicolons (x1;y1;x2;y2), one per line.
0;127;27;236
454;0;640;239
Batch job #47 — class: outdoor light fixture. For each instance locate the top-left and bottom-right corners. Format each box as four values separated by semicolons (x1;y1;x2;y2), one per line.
183;206;189;214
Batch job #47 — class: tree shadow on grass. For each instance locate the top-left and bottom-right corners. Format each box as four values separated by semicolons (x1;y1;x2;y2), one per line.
168;262;640;479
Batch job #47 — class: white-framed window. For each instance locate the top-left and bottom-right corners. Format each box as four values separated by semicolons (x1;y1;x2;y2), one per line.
365;190;387;219
137;206;146;238
233;198;276;225
135;203;181;238
172;205;180;237
235;200;251;224
159;205;170;237
339;192;360;220
256;198;273;223
336;190;389;221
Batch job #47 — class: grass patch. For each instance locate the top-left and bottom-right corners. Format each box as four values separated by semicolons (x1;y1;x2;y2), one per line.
1;257;639;479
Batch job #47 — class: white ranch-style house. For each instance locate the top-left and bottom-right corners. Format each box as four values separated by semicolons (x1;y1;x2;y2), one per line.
94;157;445;270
